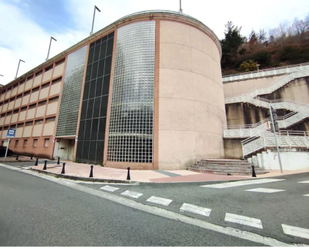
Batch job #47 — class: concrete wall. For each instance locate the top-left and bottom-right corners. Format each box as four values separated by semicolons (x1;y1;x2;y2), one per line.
224;139;243;159
260;77;309;104
158;21;225;169
223;75;285;98
225;103;269;126
255;150;309;170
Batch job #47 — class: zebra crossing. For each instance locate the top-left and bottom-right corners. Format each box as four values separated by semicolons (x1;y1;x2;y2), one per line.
97;177;309;242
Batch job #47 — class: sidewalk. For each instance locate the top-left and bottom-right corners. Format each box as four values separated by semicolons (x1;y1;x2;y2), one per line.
28;159;309;183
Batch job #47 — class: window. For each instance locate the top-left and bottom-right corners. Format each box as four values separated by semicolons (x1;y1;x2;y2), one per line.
44;138;49;147
15;140;19;147
33;139;38;148
23;139;28;148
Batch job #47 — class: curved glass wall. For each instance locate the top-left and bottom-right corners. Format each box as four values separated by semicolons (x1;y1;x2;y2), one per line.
107;21;155;163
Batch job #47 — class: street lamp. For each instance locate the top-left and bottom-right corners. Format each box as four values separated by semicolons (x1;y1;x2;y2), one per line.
15;59;25;79
269;105;283;173
46;36;57;61
90;5;101;35
179;0;183;13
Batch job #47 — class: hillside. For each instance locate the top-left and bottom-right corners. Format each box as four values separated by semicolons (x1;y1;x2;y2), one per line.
221;17;309;75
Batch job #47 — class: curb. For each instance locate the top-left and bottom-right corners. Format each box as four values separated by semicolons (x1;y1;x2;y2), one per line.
30;168;136;184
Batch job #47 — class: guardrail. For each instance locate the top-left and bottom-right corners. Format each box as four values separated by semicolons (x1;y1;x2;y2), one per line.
223;62;309;82
225;69;309;103
241;130;309;157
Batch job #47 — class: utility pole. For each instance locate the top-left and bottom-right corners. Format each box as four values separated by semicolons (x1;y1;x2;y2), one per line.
269;105;283;173
179;0;183;13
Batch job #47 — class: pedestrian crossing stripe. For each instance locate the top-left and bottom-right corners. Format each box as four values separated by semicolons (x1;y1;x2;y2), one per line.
180;203;211;217
282;224;309;240
146;196;172;206
201;178;285;189
121;190;143;199
225;213;263;229
245;188;285;193
298;180;309;183
100;185;119;192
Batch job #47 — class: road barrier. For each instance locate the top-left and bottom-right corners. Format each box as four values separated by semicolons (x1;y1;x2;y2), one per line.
43;160;47;170
61;162;66;174
127;167;131;180
89;165;94;177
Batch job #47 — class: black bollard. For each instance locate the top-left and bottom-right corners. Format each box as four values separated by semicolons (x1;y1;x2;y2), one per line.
251;165;256;177
16;154;19;160
35;157;39;166
43;160;47;170
31;154;33;160
57;157;60;165
61;162;66;174
89;165;94;177
127;167;131;180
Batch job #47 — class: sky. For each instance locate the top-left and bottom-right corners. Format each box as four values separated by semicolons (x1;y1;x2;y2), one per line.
0;0;308;85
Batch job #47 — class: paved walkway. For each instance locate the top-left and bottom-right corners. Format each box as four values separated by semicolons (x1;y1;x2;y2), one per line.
26;159;309;183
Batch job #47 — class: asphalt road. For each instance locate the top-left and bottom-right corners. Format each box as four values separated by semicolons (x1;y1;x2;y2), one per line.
80;172;309;245
0;166;264;246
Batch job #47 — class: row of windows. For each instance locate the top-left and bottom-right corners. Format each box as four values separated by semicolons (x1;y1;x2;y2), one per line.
0;59;64;103
2;138;50;148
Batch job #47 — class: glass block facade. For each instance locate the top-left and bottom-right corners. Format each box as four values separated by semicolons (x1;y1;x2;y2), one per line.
76;32;114;164
107;21;155;163
56;46;87;136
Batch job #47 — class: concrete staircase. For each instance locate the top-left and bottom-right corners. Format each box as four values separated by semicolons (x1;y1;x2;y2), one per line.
189;159;269;176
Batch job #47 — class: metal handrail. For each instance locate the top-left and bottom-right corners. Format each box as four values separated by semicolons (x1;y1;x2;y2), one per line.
225;111;297;130
223;62;309;79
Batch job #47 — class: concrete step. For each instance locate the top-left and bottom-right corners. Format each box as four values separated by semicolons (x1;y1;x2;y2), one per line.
189;159;269;176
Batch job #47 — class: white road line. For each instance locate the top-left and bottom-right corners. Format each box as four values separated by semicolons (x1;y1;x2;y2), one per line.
146;196;172;206
304;194;309;197
100;185;119;192
180;203;211;217
225;213;263;229
282;224;309;240
1;163;308;247
201;178;285;189
121;190;143;199
245;188;285;193
298;180;309;184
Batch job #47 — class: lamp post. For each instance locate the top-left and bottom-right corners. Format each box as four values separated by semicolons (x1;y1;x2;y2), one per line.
46;36;57;61
269;105;283;173
15;59;25;79
90;5;101;35
179;0;183;13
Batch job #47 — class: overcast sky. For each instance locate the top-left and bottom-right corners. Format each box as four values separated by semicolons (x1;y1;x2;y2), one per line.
0;0;308;85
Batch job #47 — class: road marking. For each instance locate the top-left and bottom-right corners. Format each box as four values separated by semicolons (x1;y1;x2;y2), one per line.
282;224;309;240
298;180;309;184
100;185;119;192
146;196;172;206
201;178;285;189
245;188;285;193
1;163;308;247
304;194;309;197
180;203;211;217
225;213;263;229
121;190;143;199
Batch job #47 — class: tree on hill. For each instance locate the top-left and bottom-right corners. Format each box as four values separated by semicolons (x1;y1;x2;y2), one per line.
220;21;245;68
